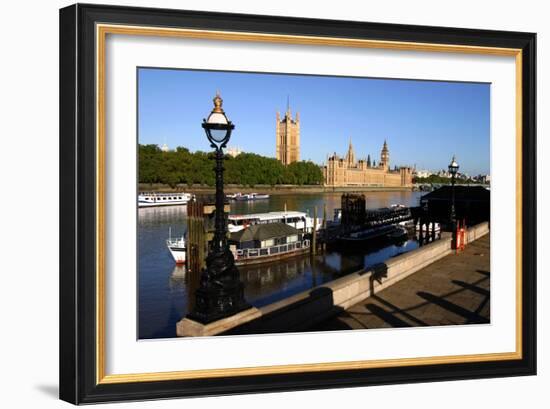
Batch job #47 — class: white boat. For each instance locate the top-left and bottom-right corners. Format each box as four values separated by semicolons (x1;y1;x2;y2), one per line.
233;192;270;201
138;192;193;208
227;211;322;234
164;211;323;265
166;228;186;264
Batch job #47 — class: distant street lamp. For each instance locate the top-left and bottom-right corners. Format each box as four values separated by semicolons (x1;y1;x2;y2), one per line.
188;92;249;324
448;155;459;228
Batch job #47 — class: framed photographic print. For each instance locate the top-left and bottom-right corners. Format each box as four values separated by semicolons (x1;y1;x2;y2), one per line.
59;3;536;404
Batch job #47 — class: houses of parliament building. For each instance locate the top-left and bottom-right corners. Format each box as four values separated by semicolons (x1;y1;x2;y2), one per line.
323;139;413;188
275;107;412;188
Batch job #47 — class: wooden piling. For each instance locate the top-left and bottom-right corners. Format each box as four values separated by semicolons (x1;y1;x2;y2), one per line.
187;201;207;276
322;203;327;252
311;206;317;256
186;216;199;312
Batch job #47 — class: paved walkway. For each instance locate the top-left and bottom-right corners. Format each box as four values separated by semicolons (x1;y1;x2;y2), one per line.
312;234;490;331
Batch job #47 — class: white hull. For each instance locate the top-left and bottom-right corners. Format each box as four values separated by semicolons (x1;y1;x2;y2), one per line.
229;192;270;201
166;236;186;264
139;200;190;208
228;219;311;233
139;192;193;208
168;247;186;264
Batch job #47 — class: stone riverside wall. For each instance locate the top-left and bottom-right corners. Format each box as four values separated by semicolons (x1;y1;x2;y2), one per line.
227;222;490;335
465;221;490;243
178;222;489;336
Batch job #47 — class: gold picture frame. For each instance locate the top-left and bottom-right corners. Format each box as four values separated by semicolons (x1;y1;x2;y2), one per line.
60;3;536;404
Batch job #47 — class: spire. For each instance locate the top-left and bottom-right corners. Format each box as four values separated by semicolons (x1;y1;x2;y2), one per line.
286;95;290;115
346;137;356;165
347;137;354;155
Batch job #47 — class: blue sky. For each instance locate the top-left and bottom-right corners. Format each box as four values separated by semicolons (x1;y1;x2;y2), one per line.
138;68;490;175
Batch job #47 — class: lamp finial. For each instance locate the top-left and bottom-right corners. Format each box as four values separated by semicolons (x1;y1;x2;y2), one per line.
213;91;223;113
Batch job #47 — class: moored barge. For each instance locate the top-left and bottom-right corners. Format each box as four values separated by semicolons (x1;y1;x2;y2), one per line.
229;223;310;266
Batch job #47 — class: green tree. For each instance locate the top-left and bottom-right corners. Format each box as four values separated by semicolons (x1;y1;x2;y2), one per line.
138;144;324;187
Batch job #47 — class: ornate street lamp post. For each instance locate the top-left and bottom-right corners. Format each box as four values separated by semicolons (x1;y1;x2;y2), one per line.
448;155;459;228
187;92;249;324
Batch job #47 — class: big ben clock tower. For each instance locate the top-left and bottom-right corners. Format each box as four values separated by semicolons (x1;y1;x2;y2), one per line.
380;140;389;170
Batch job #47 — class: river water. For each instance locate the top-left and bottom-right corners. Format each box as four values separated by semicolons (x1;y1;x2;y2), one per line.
138;191;425;339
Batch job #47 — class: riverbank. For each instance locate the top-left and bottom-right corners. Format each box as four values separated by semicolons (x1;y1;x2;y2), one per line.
139;183;413;195
194;222;489;336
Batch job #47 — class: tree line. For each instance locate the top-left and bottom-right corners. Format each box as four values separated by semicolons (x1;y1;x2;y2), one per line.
413;174;476;185
139;144;324;187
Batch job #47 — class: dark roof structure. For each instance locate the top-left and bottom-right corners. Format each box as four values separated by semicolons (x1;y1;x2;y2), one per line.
419;185;490;225
230;223;301;243
421;185;490;202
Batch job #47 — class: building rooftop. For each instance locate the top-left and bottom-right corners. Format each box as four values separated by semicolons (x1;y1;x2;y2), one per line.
421;186;490;202
230;223;301;243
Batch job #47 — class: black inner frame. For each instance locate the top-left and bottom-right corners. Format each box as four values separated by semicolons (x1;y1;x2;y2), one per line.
59;3;536;404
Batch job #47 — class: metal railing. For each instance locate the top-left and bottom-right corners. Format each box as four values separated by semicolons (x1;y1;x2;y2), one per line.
234;240;310;260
